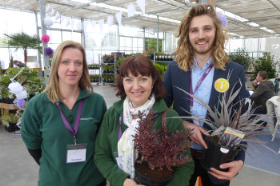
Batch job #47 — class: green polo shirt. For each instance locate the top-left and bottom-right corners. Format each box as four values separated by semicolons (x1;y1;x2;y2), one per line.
21;89;107;186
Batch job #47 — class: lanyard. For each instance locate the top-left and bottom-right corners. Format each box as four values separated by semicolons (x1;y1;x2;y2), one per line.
56;100;84;145
189;64;213;106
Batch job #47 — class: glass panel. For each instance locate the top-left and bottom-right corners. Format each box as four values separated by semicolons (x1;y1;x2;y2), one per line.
119;25;144;37
138;38;144;48
62;32;72;41
0;9;36;37
49;30;62;44
72;32;82;43
0;48;10;69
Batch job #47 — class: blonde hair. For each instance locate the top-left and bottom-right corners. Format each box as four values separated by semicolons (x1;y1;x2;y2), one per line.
174;4;229;72
43;40;93;103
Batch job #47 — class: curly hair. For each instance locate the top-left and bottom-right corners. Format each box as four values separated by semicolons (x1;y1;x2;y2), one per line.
43;40;92;103
173;4;229;72
115;54;166;100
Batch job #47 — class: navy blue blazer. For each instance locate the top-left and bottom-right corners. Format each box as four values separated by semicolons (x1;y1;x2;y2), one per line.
163;60;246;183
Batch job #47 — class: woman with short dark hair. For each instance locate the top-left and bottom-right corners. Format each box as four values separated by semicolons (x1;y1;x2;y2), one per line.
95;54;194;186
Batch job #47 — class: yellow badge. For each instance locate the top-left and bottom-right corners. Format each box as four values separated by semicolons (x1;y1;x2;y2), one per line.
214;78;229;93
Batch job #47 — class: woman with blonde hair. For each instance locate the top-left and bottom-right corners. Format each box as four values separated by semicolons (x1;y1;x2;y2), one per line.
21;40;107;186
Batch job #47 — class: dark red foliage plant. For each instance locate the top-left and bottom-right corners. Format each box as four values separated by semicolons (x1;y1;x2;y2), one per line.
133;110;192;171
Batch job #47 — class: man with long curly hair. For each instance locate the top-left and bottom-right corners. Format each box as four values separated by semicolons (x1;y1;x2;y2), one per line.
163;4;246;186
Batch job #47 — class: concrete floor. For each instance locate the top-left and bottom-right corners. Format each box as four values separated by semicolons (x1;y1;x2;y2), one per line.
1;85;280;186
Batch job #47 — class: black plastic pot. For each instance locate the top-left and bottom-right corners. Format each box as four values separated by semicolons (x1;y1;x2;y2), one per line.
134;168;172;186
201;137;240;171
4;123;18;132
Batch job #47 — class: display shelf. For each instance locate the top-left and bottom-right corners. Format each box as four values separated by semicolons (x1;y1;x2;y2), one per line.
0;103;19;116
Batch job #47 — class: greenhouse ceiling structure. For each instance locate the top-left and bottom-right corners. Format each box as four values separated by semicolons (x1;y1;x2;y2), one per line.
0;0;280;39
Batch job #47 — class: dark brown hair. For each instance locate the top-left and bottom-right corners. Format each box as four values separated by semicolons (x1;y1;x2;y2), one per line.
258;71;268;80
115;54;166;100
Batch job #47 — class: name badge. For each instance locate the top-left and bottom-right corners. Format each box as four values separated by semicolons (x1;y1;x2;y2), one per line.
66;143;87;163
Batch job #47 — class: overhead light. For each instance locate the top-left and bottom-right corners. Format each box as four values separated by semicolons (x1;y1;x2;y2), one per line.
72;0;92;3
228;32;244;38
260;27;275;34
216;7;248;22
90;2;181;24
247;22;260;27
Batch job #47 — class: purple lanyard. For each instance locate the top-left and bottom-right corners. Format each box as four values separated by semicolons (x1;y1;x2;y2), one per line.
189;64;213;106
118;115;122;141
56;100;84;145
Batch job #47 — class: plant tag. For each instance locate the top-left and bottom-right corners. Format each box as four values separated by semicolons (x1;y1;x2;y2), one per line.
224;127;245;139
218;127;245;148
220;147;229;154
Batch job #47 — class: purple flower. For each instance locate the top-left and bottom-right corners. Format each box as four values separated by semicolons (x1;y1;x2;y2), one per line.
16;99;25;107
44;47;53;56
217;12;228;27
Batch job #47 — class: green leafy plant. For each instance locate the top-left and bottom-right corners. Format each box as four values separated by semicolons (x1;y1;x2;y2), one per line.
0;67;45;98
117;56;128;68
4;32;42;65
253;52;278;79
229;48;252;72
0;114;20;127
133;110;192;171
154;63;165;79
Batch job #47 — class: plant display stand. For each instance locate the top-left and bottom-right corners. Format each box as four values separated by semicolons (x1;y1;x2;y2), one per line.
0;103;19;116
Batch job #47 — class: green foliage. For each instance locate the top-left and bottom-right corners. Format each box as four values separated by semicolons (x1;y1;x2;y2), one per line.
4;32;42;64
0;114;20;126
117;56;128;68
253;52;278;79
145;38;162;52
229;48;252;72
0;67;45;98
154;63;166;79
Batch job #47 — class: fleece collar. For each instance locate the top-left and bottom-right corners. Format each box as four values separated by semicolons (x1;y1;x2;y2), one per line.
43;88;90;103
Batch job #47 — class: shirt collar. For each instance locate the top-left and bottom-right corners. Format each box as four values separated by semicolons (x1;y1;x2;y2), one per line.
193;57;213;70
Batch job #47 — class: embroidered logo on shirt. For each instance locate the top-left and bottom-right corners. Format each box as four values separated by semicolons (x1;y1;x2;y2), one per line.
80;117;93;121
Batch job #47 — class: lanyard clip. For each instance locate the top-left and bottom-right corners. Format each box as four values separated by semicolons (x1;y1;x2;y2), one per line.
73;139;77;146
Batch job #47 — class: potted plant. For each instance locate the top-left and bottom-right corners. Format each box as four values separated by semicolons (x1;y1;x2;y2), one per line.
2;67;45;100
133;110;192;185
102;54;114;64
0;113;20;132
229;48;252;72
88;64;100;69
176;79;273;171
4;32;42;65
253;52;278;79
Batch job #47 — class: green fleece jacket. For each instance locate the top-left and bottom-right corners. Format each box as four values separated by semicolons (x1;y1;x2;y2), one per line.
94;99;194;186
21;89;107;186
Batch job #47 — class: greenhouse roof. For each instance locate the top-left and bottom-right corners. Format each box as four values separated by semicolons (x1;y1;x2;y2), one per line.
1;0;280;38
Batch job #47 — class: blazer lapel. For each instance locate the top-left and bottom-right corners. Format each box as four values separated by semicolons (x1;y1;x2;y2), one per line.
209;68;227;111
